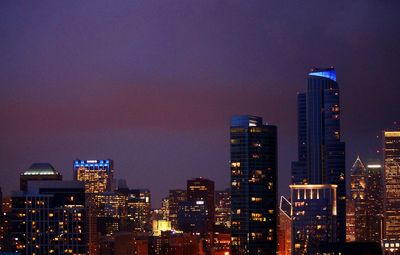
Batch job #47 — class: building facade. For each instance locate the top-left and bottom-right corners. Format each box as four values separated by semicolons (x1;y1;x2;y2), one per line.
230;115;277;255
278;196;292;255
383;130;400;250
365;163;384;243
20;163;62;191
349;156;368;241
74;159;114;193
126;189;151;233
11;181;88;255
215;189;231;230
167;190;187;230
187;178;215;235
290;184;337;255
291;68;346;242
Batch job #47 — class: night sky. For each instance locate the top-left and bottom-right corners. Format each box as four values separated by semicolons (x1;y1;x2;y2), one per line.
1;1;400;207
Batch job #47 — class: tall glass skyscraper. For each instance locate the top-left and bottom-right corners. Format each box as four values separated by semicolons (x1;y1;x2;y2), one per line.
349;156;368;241
12;180;88;255
291;67;346;243
290;184;337;255
365;163;384;243
230;115;277;255
383;130;400;245
74;159;114;193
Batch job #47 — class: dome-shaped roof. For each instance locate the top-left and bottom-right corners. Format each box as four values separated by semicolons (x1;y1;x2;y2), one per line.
22;163;60;176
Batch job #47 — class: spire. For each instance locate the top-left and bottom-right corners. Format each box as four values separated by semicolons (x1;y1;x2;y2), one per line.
351;155;366;175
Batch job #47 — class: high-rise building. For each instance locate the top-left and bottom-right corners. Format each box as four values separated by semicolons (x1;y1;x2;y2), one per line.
94;191;127;236
0;196;12;253
230;115;277;255
20;163;62;191
291;67;346;242
187;178;215;234
74;159;114;254
346;198;356;242
177;200;209;235
365;163;384;243
12;180;88;255
167;190;187;230
215;189;231;230
74;159;114;193
383;130;400;248
290;184;337;255
126;189;151;233
349;156;368;241
278;196;292;255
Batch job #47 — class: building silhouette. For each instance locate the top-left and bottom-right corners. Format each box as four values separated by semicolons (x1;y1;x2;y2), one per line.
12;180;88;255
383;130;400;253
291;68;346;243
20;163;62;191
290;184;337;255
349;156;368;241
230;115;277;255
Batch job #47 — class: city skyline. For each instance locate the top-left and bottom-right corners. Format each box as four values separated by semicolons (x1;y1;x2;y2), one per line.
1;1;400;207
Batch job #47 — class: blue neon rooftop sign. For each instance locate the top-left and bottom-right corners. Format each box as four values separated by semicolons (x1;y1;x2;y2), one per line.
308;69;336;82
74;160;111;169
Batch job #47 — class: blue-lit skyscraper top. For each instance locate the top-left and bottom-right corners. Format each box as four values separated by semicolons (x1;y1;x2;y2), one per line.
74;159;112;171
230;115;262;127
74;159;114;193
308;67;336;82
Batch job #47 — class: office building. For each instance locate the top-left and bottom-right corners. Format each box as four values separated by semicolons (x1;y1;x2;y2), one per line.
278;196;292;255
11;181;88;255
167;190;187;230
383;130;400;252
230;115;277;255
126;189;151;233
177;200;209;235
349;156;368;241
290;184;337;255
365;163;384;242
187;178;215;234
346;199;356;242
291;67;346;242
215;189;231;230
74;159;114;193
94;191;127;236
20;163;62;191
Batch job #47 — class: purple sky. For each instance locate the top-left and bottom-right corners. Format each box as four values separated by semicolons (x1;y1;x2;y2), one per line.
1;1;400;207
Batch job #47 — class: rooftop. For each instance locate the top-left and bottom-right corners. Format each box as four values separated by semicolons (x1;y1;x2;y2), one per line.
22;163;60;176
308;67;336;82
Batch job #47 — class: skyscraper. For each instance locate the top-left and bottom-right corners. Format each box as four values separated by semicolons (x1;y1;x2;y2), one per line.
291;67;346;242
74;159;114;254
74;159;114;193
126;189;151;233
187;177;215;234
383;130;400;245
290;184;337;255
12;180;88;255
349;156;368;241
215;189;231;230
278;196;292;255
365;163;384;243
230;115;277;255
20;163;62;191
167;189;187;230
